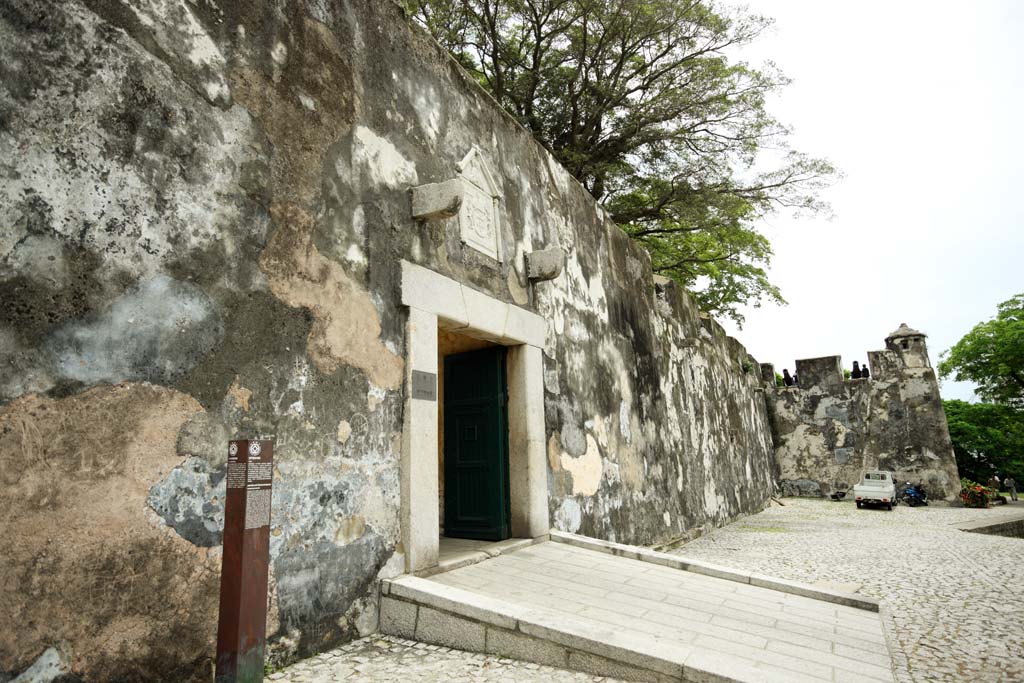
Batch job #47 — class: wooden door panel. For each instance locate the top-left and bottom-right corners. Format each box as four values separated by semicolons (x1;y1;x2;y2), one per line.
443;347;510;541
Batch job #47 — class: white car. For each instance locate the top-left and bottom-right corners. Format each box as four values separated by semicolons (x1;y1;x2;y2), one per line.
853;470;898;510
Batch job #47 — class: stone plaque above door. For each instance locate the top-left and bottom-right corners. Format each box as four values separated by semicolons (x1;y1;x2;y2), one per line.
456;147;502;262
409;146;504;263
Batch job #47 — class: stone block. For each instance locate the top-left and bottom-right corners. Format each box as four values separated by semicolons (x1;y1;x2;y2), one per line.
640;550;687;571
748;573;880;612
834;642;893;669
481;537;535;557
461;285;508;340
484;627;568;669
430;548;489;573
517;609;685;678
507;344;549;538
411;178;463;221
766;640;892;680
401;260;469;328
525;248;566;281
502;303;547;347
834;665;896;683
567;651;662;683
387;576;520;630
414;605;486;651
401;308;440;573
681;650;768;683
676;558;752;585
549;530;631;557
795;355;844;389
379;597;417;640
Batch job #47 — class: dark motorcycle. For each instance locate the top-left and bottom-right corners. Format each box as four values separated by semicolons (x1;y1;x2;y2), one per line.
898;482;929;507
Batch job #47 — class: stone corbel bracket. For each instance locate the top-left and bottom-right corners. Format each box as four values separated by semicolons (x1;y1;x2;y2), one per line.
410;147;504;263
525;248;565;282
411;179;463;222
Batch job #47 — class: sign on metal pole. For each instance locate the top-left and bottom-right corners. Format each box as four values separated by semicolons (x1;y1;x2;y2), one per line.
215;439;274;683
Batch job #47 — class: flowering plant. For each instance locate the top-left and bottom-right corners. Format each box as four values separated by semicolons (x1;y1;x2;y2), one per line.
959;478;995;508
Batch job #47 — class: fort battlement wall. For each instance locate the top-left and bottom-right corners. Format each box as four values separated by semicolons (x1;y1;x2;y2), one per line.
0;2;776;679
761;325;960;499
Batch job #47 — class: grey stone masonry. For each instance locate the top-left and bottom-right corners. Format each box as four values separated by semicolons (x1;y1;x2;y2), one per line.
410;179;463;221
765;324;960;498
383;540;895;683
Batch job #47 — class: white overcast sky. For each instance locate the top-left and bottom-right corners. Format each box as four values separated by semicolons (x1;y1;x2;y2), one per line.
720;0;1024;401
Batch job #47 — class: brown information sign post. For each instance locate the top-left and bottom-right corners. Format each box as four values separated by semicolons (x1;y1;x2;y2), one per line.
216;439;274;683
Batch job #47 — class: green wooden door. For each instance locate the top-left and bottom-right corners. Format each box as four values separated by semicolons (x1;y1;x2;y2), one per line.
443;347;511;541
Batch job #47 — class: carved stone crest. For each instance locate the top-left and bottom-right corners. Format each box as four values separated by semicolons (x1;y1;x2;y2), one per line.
456;147;502;262
409;146;503;262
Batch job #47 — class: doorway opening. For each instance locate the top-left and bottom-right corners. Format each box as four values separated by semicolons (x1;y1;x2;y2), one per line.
439;340;512;542
400;260;549;573
440;348;512;540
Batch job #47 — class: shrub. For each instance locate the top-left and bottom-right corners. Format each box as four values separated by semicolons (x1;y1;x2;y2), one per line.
959;478;995;508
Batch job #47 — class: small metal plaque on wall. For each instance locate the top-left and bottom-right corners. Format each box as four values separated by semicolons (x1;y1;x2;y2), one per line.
412;370;437;401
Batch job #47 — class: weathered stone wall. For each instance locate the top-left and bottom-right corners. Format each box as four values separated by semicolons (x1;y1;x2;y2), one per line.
0;1;776;680
763;327;960;500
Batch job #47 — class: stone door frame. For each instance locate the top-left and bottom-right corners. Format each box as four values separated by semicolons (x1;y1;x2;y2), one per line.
399;260;549;572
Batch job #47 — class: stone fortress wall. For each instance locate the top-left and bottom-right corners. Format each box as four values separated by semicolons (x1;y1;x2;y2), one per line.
761;324;960;499
0;1;777;680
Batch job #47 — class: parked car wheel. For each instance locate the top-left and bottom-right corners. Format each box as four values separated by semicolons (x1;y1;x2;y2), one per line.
887;502;893;511
856;501;863;509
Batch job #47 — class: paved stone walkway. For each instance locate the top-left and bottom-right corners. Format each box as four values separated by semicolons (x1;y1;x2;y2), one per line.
672;499;1024;683
268;635;626;682
430;540;892;682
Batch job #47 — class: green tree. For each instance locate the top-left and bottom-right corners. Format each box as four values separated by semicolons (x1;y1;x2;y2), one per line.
942;399;1024;483
405;0;836;324
938;294;1024;407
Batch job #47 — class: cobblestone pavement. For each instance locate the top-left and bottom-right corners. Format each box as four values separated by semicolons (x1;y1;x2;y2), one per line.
673;499;1024;683
268;635;626;682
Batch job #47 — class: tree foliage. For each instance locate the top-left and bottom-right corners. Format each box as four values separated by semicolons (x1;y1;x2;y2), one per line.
938;294;1024;407
942;399;1024;483
404;0;836;324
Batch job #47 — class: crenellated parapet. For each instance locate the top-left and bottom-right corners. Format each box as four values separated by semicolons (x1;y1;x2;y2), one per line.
763;324;960;499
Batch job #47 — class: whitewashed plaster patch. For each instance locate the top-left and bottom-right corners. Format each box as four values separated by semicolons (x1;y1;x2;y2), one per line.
406;80;442;142
352;126;418;188
337;420;352;444
554;498;583;533
560;434;603;496
47;275;223;388
125;0;231;106
10;645;71;683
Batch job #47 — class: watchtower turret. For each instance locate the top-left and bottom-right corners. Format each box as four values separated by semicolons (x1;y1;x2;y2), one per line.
885;323;930;369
